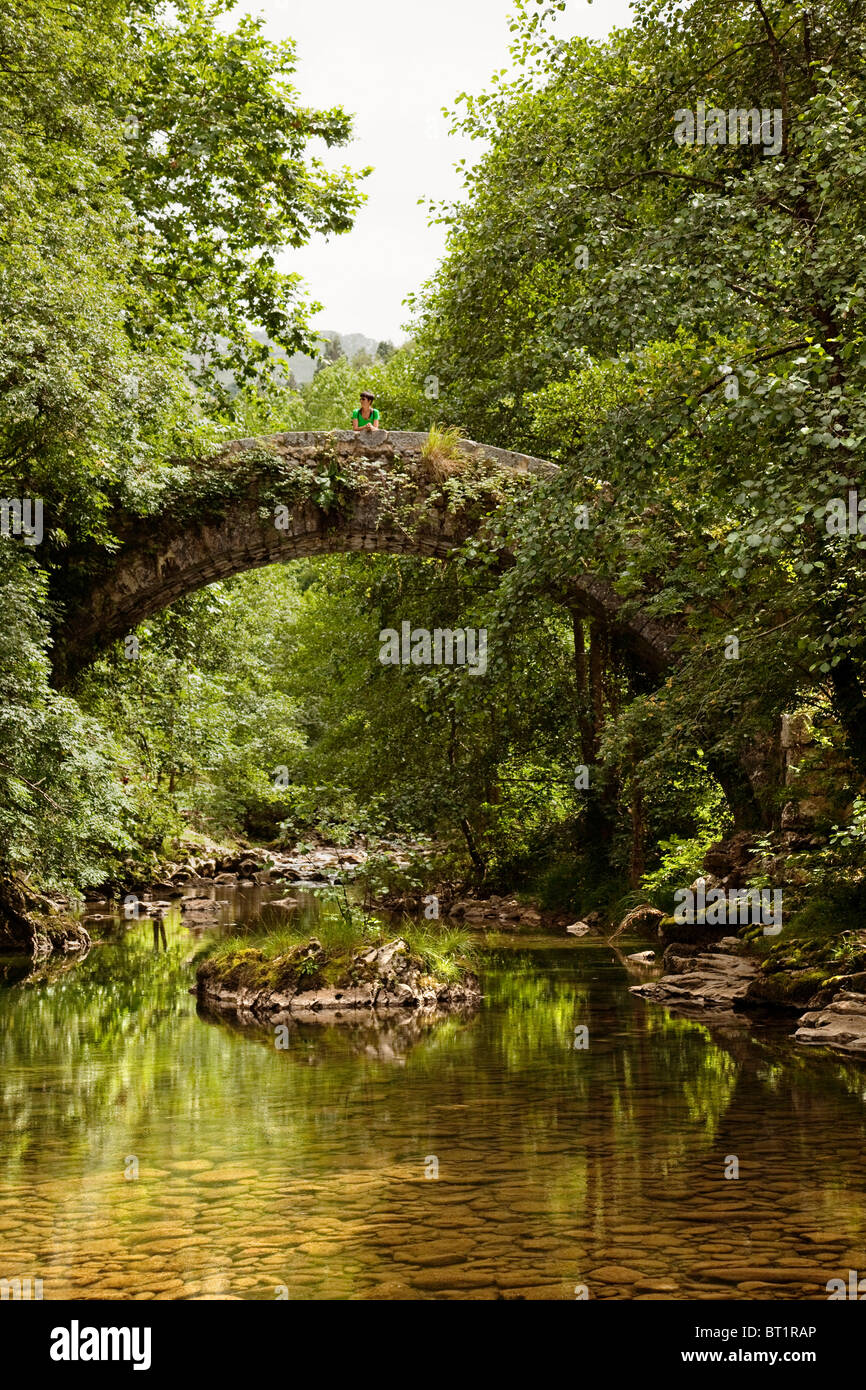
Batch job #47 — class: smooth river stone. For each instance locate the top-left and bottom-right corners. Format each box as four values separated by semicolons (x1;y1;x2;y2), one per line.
493;1283;564;1300
597;1246;657;1261
401;1235;475;1264
140;1276;186;1293
297;1217;355;1239
168;1159;215;1171
588;1265;645;1283
138;1237;210;1254
231;1275;273;1290
408;1269;495;1291
196;1166;260;1183
180;1275;230;1294
689;1264;831;1283
0;1248;37;1265
244;1224;299;1239
422;1211;486;1230
471;1248;521;1267
127;1220;198;1238
180;1284;240;1295
233;1242;289;1259
493;1270;554;1289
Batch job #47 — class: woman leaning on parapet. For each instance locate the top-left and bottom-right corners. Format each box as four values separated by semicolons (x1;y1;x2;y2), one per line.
352;390;381;432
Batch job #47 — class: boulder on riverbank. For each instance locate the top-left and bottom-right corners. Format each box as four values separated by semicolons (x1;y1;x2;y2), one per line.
793;993;866;1054
632;937;866;1058
0;873;91;958
195;935;481;1024
630;946;757;1011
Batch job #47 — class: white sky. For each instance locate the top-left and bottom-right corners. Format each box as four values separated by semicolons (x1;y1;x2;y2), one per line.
227;0;635;343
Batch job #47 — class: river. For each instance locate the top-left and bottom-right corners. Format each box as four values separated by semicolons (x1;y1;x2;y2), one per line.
1;885;865;1300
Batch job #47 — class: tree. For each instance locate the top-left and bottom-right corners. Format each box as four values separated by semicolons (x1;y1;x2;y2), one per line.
411;0;866;829
121;2;369;402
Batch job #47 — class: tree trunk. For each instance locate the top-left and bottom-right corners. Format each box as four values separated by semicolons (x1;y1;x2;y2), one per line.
570;611;597;764
571;614;617;860
459;816;486;884
706;751;764;832
831;657;866;778
447;706;487;884
629;783;646;888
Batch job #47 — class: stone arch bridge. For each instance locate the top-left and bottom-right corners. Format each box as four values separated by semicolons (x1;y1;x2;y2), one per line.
50;430;674;685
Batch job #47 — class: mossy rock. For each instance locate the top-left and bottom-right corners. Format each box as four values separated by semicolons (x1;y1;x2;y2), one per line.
196;948;266;991
739;923;765;944
198;936;422;1000
745;968;830;1009
764;937;866;973
806;970;866;1008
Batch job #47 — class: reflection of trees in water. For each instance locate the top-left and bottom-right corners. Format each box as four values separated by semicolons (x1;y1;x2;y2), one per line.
461;948;740;1221
652;1017;866;1214
0;914;197;1178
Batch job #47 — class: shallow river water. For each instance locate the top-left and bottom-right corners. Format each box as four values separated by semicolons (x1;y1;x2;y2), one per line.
1;886;865;1300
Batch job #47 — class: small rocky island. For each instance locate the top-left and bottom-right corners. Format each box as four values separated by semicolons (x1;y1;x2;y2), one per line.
196;934;481;1028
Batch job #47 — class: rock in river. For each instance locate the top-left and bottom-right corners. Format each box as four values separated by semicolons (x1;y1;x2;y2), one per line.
196;936;481;1030
793;992;866;1054
630;949;757;1011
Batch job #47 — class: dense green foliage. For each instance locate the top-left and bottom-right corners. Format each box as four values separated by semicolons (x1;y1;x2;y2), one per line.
0;0;366;900
412;0;866;807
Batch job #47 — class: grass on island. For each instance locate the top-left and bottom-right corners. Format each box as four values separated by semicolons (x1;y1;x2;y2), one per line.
197;902;476;997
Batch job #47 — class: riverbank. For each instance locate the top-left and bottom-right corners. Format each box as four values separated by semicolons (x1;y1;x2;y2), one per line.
631;935;866;1056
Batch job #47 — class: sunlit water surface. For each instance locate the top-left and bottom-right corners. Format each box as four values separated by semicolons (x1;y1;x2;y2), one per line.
1;886;865;1300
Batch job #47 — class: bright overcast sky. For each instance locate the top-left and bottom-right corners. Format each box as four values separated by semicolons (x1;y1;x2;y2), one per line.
226;0;635;343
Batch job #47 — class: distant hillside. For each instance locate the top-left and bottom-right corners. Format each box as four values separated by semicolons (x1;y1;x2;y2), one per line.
195;330;400;394
249;329;392;385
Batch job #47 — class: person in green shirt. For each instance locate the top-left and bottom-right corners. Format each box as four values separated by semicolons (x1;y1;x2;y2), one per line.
352;391;381;432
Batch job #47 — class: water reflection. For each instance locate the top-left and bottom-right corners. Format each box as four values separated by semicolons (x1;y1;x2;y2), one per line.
0;890;865;1300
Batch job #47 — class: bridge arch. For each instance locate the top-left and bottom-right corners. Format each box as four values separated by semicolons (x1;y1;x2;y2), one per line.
50;430;674;683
